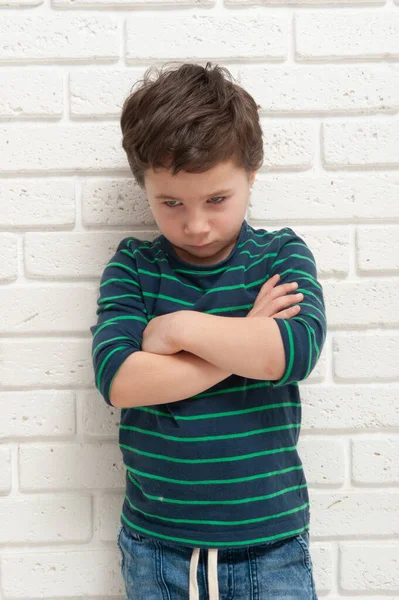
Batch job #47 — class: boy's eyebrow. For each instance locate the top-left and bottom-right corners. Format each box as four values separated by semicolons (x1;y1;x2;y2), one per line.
155;188;233;201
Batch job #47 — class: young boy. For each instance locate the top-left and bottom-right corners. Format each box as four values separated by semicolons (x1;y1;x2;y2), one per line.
90;62;326;600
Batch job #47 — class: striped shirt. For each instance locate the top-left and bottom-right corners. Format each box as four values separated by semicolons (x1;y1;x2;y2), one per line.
90;219;327;549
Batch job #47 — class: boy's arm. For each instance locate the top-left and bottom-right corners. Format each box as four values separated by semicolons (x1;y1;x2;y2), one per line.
170;230;327;387
171;312;285;381
110;350;232;408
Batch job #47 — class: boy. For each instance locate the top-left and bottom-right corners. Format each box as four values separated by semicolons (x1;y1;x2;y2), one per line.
90;62;326;600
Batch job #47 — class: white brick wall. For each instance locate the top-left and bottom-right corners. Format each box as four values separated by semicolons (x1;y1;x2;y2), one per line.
0;0;398;596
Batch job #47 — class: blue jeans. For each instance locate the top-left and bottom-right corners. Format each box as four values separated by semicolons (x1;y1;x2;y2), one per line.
117;524;318;599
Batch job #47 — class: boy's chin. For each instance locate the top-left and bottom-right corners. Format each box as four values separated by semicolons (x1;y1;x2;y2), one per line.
175;241;235;265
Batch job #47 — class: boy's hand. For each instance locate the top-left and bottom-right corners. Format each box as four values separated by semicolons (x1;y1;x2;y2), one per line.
141;313;182;355
247;274;303;319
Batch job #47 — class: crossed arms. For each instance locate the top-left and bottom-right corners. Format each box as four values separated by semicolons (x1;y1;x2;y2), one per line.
110;312;285;408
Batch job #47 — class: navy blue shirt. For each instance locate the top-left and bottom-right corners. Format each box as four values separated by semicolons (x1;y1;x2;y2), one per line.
90;219;327;548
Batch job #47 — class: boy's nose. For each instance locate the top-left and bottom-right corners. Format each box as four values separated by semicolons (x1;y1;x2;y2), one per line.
184;220;210;239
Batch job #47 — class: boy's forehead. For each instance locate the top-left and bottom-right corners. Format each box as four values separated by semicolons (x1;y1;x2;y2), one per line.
144;159;243;195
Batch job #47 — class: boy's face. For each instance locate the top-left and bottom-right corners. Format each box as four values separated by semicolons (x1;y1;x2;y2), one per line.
144;158;256;265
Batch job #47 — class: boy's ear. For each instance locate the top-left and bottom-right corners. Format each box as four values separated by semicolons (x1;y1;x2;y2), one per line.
249;171;257;187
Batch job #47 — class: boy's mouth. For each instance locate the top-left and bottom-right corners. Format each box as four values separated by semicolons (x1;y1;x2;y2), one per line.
190;242;213;248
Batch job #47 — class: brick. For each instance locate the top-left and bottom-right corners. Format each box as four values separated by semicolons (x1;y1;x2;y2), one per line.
0;71;62;118
1;550;124;597
351;436;399;484
0;234;18;281
300;385;399;431
0;16;119;61
0;286;98;333
296;12;399;59
0;340;92;388
340;543;399;591
0;496;91;544
323;119;399;168
248;176;399;221
357;226;399;271
260;119;315;169
0;179;74;227
98;493;124;541
298;437;345;485
311;543;333;593
70;67;147;117
0;391;75;439
0;125;124;173
81;178;153;226
0;0;42;5
24;231;145;278
322;279;399;327
0;446;11;494
126;14;288;61
19;443;125;491
309;491;399;537
238;65;399;113
333;333;399;380
57;0;213;6
81;390;120;438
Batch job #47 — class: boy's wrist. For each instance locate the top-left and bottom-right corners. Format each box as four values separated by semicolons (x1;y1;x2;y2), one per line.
168;309;198;351
169;310;233;376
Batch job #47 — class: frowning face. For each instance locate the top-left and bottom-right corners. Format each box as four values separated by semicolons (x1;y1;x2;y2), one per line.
144;158;256;265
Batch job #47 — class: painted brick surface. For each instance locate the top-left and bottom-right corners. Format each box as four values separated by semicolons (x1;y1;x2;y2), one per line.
0;0;398;597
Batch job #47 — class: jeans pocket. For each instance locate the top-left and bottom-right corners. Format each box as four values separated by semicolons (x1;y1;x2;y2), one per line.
294;532;313;571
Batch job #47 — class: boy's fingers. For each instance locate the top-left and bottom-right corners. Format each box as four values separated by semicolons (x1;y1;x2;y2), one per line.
272;305;301;319
261;274;279;292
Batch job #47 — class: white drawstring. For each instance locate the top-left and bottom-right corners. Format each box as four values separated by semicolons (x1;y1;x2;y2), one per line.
189;547;219;600
208;549;219;599
189;548;200;599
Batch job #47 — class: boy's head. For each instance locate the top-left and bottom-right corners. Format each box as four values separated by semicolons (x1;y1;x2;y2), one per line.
120;62;263;265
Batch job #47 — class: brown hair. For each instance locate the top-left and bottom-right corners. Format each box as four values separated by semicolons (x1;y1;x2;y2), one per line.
120;61;263;189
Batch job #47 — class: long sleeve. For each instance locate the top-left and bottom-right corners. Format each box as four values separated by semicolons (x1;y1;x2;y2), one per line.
89;237;148;405
269;228;327;387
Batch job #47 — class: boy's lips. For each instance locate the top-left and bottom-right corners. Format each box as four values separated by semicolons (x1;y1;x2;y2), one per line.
190;241;213;248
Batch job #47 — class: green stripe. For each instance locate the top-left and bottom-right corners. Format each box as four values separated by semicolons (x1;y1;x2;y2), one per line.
126;464;303;485
96;345;130;391
193;379;294;398
134;401;301;420
121;511;309;547
296;287;324;308
124;494;309;526
120;422;301;442
295;315;321;359
295;302;326;325
92;315;147;340
272;253;316;271
297;317;314;378
104;261;139;277
92;336;132;359
100;277;141;289
284;241;309;250
292;274;321;290
271;320;294;386
119;442;297;464
100;303;115;310
128;476;307;505
98;293;143;304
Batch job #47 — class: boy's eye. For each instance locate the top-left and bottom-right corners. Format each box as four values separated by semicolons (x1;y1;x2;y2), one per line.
164;196;226;209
